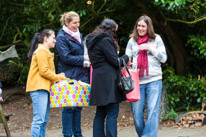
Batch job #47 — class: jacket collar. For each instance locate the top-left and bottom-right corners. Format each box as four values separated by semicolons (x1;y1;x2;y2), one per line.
62;29;84;48
37;44;53;57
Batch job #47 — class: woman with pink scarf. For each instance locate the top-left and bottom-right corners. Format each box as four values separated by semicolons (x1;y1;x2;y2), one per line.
55;11;89;137
125;15;167;137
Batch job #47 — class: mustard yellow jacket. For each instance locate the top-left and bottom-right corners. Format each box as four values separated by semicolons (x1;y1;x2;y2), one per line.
26;44;66;92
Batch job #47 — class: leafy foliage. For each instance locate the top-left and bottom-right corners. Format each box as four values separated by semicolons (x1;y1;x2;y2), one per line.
154;0;206;24
154;0;206;15
163;66;206;111
155;0;188;10
161;108;178;120
187;35;206;59
184;35;206;76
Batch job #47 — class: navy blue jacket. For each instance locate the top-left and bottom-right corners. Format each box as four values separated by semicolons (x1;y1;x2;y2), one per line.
55;29;89;83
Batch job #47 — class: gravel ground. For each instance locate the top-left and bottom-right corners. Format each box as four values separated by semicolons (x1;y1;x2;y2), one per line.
1;125;206;137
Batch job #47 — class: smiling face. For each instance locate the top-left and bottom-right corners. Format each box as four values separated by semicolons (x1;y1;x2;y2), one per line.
137;20;148;37
45;32;56;49
65;16;80;32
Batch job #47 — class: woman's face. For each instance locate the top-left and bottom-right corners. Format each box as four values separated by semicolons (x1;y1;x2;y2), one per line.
137;20;148;37
66;16;80;32
46;32;56;49
116;24;118;31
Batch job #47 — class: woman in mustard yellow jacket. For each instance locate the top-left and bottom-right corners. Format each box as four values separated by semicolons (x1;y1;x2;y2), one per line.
26;29;66;137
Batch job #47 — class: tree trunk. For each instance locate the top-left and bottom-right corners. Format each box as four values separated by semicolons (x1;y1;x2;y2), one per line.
153;18;188;74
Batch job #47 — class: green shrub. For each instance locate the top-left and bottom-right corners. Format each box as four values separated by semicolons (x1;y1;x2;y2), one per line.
161;108;178;120
163;66;206;111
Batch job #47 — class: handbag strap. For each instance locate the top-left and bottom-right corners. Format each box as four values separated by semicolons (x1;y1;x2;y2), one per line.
118;58;132;78
118;58;122;80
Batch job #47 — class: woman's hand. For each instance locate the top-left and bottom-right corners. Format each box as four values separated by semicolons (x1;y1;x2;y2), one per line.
60;73;70;80
60;73;66;77
139;43;149;50
127;59;132;66
84;55;90;61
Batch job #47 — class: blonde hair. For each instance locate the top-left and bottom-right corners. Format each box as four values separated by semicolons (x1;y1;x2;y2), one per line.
60;11;79;26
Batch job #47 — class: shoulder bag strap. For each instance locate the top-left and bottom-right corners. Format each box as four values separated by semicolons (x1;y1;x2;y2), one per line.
121;58;132;77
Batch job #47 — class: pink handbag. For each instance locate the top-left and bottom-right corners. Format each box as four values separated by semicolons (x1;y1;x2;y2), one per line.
122;70;140;102
90;66;93;84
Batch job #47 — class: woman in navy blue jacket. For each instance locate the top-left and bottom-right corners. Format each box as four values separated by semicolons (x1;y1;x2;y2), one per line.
55;11;89;137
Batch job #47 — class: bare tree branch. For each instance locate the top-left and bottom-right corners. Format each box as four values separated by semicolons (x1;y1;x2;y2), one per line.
6;1;26;7
81;0;115;29
0;17;10;41
161;12;206;24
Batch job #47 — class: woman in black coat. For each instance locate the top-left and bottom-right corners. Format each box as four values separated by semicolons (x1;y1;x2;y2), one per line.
86;19;130;137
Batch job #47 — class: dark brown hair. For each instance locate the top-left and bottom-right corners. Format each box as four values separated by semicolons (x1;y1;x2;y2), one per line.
27;29;54;61
92;18;120;51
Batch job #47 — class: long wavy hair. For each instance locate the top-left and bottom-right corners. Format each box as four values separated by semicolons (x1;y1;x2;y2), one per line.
130;15;156;40
92;18;120;51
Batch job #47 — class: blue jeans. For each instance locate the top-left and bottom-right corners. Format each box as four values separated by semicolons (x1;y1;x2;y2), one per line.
93;103;119;137
131;80;162;137
30;90;50;137
62;107;82;137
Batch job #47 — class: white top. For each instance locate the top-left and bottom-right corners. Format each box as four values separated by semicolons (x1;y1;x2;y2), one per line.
125;35;167;84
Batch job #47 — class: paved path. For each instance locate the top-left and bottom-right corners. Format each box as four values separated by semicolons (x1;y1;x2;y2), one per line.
1;125;206;137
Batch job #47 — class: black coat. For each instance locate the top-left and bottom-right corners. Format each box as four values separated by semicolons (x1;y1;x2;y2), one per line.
86;33;129;106
55;29;89;83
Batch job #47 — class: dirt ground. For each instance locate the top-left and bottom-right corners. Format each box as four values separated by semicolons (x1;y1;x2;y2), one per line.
2;85;205;137
0;85;136;134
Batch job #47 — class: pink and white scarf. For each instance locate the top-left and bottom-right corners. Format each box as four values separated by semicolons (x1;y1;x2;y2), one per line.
63;25;81;43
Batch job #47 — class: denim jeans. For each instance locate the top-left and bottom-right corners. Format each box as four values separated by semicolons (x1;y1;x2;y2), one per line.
131;80;162;137
93;103;119;137
62;107;82;137
30;90;50;137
